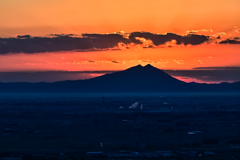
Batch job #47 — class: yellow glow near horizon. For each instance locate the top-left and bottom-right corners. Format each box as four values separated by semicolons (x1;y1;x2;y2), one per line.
0;44;239;72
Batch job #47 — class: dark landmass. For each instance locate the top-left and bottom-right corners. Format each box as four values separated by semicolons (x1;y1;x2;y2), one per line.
1;65;239;159
0;94;239;160
0;64;240;92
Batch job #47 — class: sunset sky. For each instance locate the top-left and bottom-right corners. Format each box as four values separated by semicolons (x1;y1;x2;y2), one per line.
0;0;240;83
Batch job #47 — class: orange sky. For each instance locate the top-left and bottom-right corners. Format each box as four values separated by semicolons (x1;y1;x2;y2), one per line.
0;0;240;83
1;0;240;37
0;44;239;72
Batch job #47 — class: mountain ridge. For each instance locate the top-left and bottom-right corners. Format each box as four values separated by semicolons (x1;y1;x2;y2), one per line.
0;64;239;92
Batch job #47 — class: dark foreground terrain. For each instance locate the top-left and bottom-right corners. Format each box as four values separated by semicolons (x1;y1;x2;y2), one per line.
0;92;240;160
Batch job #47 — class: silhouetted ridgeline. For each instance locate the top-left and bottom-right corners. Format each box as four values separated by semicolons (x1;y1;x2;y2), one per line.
0;64;240;92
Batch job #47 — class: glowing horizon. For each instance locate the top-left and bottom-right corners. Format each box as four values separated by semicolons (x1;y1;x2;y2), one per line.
0;0;239;83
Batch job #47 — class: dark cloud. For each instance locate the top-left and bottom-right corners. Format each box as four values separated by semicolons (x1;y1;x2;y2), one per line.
81;33;130;49
0;32;210;54
0;70;117;82
219;39;240;44
164;67;240;83
17;35;31;39
0;36;88;54
193;67;240;70
111;61;120;63
0;33;129;54
49;34;78;37
129;32;209;45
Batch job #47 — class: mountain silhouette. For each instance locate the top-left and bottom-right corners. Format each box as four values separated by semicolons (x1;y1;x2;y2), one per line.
79;64;187;91
0;64;239;92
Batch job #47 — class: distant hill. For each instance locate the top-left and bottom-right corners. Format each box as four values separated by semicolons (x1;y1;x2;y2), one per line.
0;64;240;92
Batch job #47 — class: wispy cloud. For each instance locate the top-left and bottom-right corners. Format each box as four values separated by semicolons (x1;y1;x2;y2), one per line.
174;60;185;65
165;67;240;83
192;67;240;70
186;29;213;34
198;60;203;64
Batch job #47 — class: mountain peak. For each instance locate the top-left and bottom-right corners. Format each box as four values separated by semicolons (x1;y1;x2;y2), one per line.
132;64;155;68
136;64;143;67
144;64;154;68
126;64;143;70
127;64;159;72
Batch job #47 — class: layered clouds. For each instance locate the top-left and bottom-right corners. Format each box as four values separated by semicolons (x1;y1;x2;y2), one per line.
0;32;210;54
0;30;239;83
1;31;240;55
